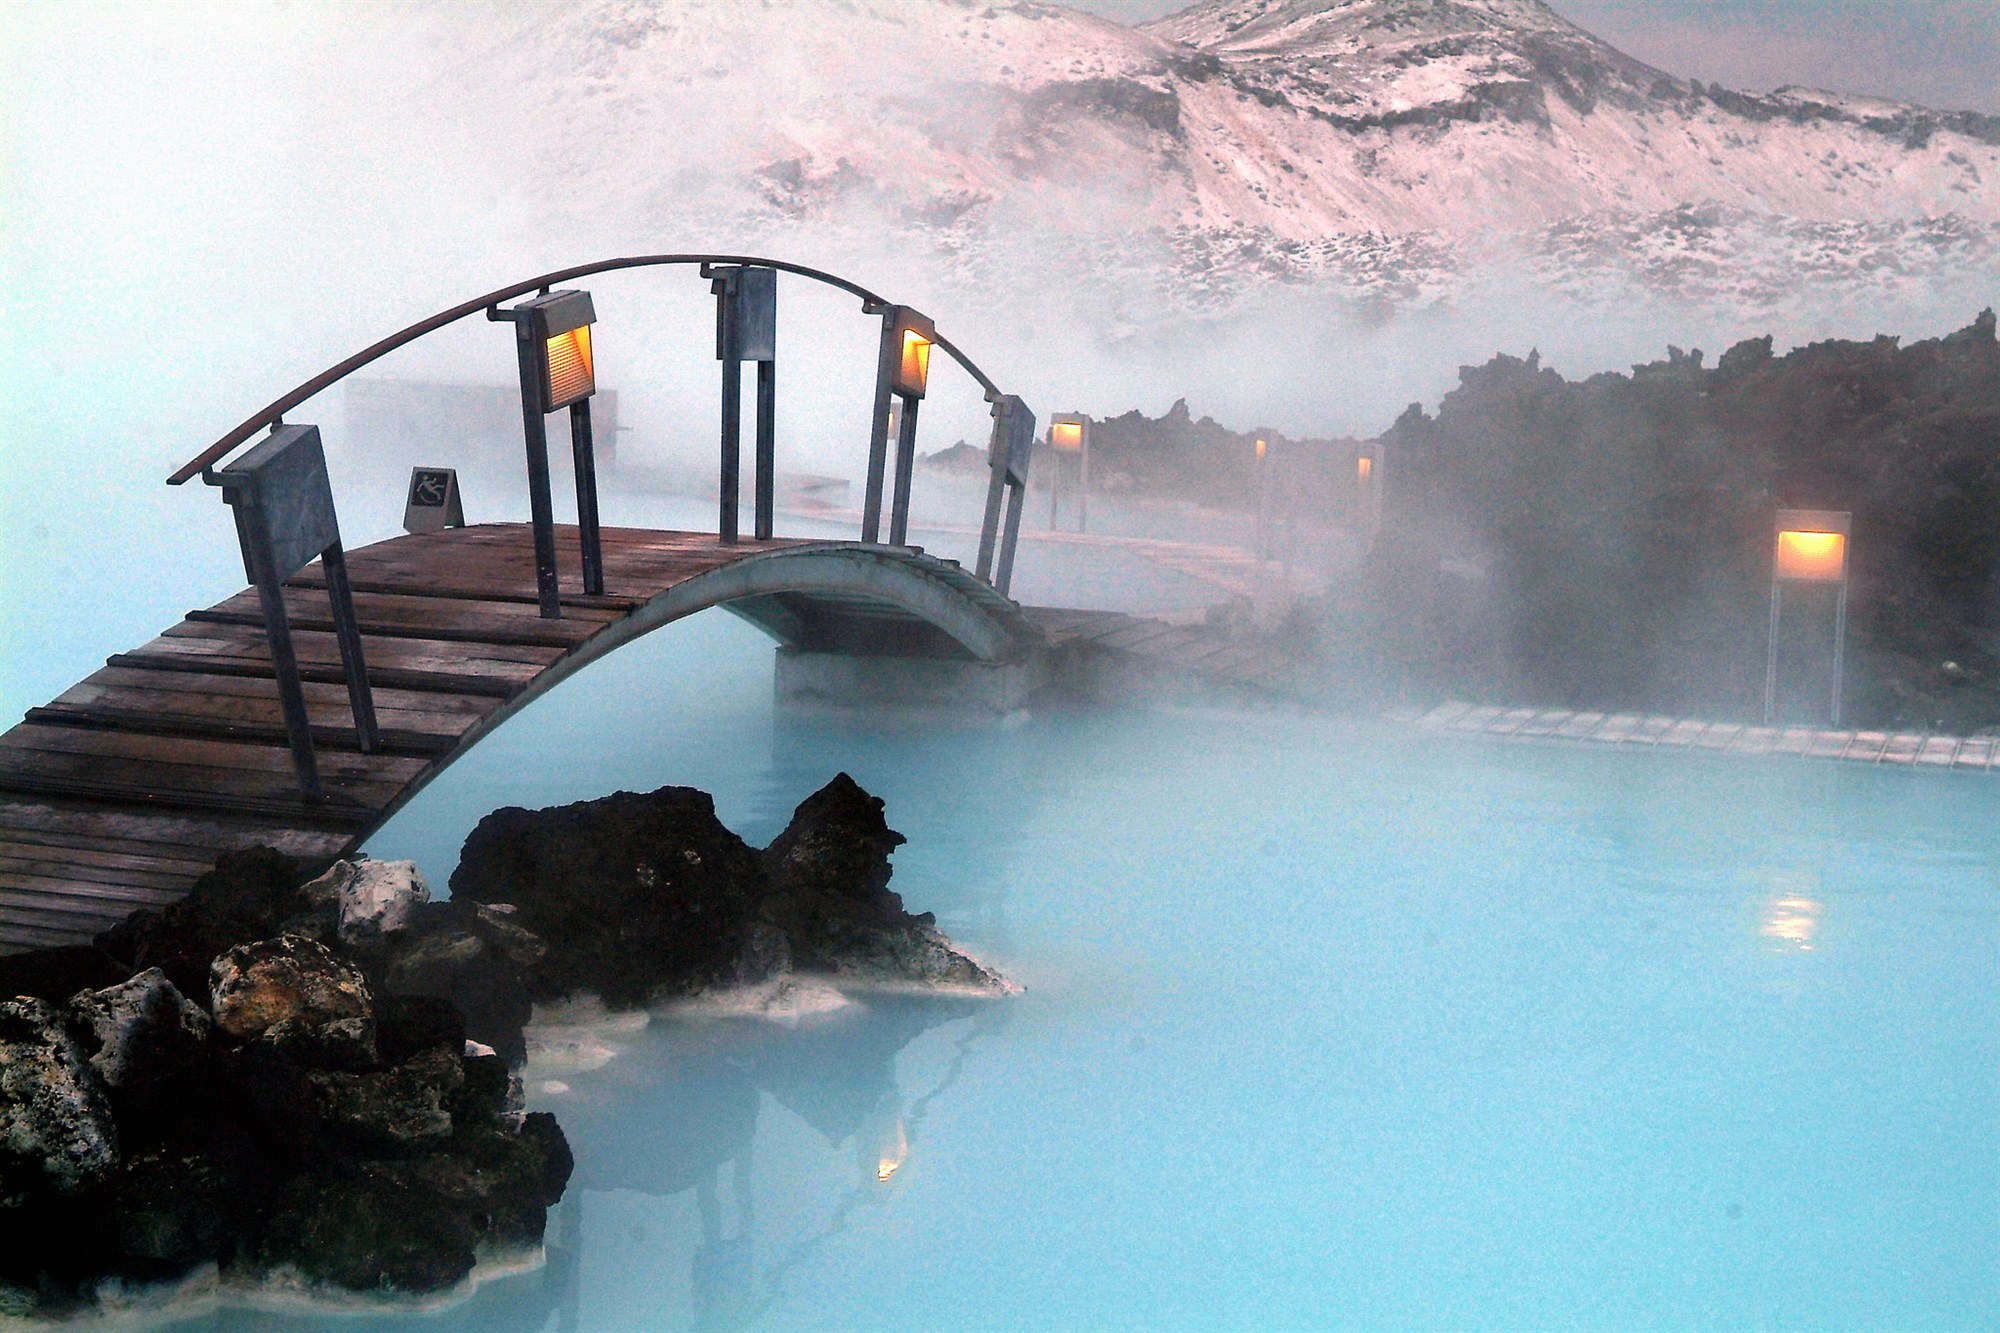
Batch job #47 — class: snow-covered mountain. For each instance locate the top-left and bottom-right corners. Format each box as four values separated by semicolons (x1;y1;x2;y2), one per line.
409;0;1998;315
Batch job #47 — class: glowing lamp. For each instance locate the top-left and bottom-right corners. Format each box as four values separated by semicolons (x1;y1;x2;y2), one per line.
1774;528;1846;582
517;290;597;413
889;308;936;398
1357;455;1373;484
1764;508;1852;726
1255;437;1267;462
1050;415;1087;452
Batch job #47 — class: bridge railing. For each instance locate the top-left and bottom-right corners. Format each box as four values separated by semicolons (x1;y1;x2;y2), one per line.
167;253;1039;601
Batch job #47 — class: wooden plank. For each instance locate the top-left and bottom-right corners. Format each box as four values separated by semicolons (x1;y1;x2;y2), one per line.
1843;732;1889;762
0;852;195;892
26;704;462;759
189;586;616;648
0;829;216;872
0;797;352;859
0;921;99;953
0;891;149;925
62;666;497;724
0;724;427;785
0;868;184;906
0;740;397;827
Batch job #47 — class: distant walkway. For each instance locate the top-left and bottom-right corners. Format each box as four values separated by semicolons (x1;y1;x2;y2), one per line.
1394;701;1998;772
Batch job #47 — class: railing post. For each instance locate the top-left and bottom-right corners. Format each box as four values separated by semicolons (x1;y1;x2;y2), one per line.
513;329;565;615
755;358;776;540
862;310;898;544
719;355;742;544
978;395;1034;583
708;264;777;545
207;423;377;801
888;394;922;547
569;402;604;594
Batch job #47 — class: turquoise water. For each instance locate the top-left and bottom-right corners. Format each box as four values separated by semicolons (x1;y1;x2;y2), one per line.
178;609;1993;1331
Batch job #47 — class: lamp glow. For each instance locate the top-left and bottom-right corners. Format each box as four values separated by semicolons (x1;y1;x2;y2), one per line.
899;329;932;396
1255;437;1267;461
1775;529;1845;582
1051;420;1084;452
1357;456;1373;483
544;324;594;409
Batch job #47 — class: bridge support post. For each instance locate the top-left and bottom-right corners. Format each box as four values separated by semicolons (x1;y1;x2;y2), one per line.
719;355;742;544
515;347;565;616
756;359;776;541
863;305;934;546
977;395;1036;598
707;264;778;546
207;423;379;802
569;402;604;595
888;395;922;547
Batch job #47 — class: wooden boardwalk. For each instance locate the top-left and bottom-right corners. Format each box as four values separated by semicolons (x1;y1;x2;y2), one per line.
1397;701;1999;771
0;524;822;954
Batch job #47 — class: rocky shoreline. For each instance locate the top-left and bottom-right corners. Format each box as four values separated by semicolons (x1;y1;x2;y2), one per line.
0;774;1008;1320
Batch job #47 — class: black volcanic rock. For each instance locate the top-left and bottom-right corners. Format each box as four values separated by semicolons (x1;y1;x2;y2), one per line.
1362;310;2000;730
0;860;574;1315
95;848;329;1003
449;776;1011;1007
449;786;770;1008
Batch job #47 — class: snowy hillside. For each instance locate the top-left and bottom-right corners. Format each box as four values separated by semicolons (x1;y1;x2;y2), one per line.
405;0;1998;314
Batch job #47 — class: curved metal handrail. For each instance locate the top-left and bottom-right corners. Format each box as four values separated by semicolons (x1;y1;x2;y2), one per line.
167;253;1001;484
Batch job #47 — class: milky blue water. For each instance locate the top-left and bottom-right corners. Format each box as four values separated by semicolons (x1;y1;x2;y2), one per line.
169;607;1996;1332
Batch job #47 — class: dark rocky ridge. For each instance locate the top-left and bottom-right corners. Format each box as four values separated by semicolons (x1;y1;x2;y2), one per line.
451;772;1011;1008
0;851;572;1317
1351;310;2000;730
0;773;1007;1317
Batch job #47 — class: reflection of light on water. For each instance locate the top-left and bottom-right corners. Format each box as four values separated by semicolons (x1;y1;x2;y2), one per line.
863;1108;909;1186
1760;883;1824;951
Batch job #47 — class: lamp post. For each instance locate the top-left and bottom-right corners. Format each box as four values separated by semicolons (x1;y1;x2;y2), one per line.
1764;508;1851;726
704;264;777;543
1048;414;1088;533
204;423;378;799
977;395;1037;597
1254;436;1269;558
489;289;603;616
863;304;933;546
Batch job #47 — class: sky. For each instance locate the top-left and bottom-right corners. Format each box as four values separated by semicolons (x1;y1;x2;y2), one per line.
1075;0;2000;114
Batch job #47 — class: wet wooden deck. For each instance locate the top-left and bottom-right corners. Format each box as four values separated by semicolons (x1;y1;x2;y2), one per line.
1396;701;1998;771
0;524;810;954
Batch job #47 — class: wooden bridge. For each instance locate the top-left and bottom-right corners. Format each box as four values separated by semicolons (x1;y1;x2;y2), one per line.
0;251;1301;955
0;523;1287;954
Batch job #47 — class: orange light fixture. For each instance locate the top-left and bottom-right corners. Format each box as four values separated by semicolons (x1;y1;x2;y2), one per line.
1774;529;1845;582
899;329;931;396
1255;437;1267;461
519;289;598;413
1051;420;1084;452
1357;455;1373;483
1772;509;1850;583
544;324;593;409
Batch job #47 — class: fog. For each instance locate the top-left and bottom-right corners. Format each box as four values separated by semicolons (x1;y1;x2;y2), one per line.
1;0;1986;726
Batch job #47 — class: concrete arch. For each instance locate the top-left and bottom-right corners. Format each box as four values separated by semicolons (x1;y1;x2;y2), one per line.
356;540;1048;837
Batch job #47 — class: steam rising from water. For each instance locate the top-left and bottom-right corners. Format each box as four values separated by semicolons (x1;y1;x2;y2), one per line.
1;0;1987;723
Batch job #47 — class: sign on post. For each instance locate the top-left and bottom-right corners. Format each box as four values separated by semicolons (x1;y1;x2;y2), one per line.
208;423;378;799
403;466;465;534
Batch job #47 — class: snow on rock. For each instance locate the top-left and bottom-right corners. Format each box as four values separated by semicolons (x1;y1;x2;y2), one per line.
398;0;1998;314
301;859;432;945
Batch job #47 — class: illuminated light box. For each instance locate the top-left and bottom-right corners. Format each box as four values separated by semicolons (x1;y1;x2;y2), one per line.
1357;455;1373;483
898;328;932;397
1050;415;1087;452
1773;509;1850;583
518;290;597;412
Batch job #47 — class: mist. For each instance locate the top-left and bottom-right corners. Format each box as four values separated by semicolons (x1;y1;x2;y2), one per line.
2;0;1990;728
